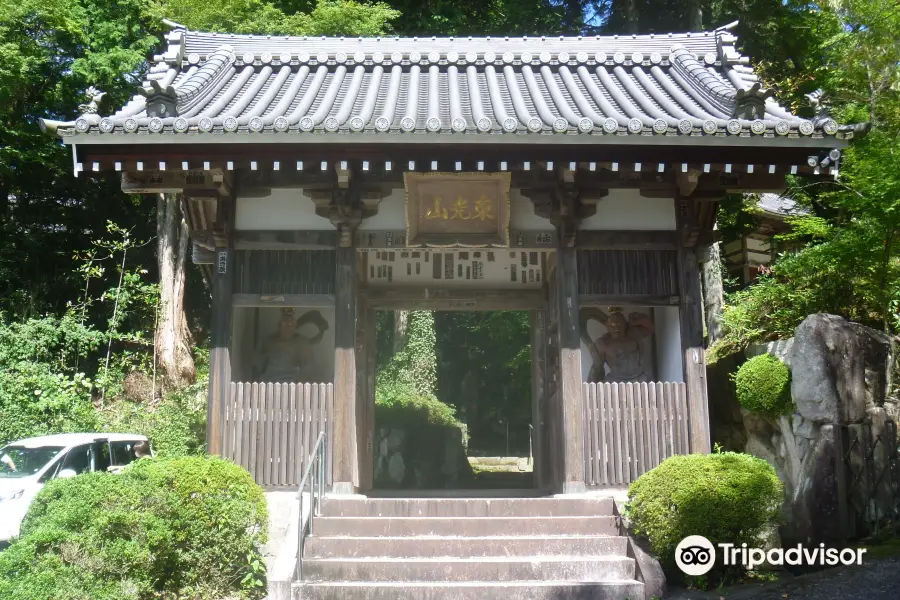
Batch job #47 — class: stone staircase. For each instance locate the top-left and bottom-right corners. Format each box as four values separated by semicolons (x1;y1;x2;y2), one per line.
294;496;646;600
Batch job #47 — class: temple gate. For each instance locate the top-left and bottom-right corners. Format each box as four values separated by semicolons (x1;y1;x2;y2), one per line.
41;22;858;494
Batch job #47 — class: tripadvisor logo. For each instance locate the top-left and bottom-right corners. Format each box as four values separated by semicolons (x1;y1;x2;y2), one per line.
675;535;867;575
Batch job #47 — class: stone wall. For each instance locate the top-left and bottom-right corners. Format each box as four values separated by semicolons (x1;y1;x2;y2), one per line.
710;314;898;545
373;424;474;489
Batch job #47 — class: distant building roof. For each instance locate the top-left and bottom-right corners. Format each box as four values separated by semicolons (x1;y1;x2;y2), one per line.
755;193;810;219
42;22;863;146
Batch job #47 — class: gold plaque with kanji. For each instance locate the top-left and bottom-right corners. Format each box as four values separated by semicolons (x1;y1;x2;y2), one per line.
404;172;511;247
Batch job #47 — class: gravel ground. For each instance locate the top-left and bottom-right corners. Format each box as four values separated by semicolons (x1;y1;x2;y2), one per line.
666;555;900;600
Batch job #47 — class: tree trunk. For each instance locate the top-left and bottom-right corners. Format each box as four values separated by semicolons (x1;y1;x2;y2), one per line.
625;0;639;34
687;0;703;31
701;242;725;343
155;192;195;390
393;310;409;354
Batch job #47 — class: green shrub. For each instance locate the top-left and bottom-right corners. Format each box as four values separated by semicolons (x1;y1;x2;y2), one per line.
375;381;462;429
733;354;793;416
0;456;267;600
626;452;783;578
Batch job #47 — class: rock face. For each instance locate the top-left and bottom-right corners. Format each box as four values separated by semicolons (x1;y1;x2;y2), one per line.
374;424;473;489
791;314;892;425
715;314;897;546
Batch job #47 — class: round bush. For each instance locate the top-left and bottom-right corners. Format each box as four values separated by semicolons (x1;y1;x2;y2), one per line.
0;456;267;600
626;452;783;577
734;354;793;416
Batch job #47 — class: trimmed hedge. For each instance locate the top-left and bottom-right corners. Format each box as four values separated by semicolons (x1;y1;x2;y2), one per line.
734;354;793;416
0;456;267;600
626;452;783;578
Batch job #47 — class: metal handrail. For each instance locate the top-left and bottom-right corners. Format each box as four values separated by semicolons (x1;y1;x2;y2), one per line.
296;431;327;581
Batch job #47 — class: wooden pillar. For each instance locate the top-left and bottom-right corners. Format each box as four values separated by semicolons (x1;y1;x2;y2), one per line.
207;246;233;456
356;295;376;492
332;227;359;493
530;310;545;490
676;194;711;454
555;239;586;493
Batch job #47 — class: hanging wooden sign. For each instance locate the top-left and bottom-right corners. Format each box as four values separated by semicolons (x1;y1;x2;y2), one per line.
404;172;511;247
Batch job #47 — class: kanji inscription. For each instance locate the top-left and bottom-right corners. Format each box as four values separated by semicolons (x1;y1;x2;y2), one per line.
405;172;511;247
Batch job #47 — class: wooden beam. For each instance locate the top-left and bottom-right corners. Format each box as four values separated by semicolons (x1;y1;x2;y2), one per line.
332;238;359;493
233;230;338;250
580;294;680;307
207;247;233;456
231;293;334;307
530;310;546;491
555;240;586;493
575;230;678;251
363;288;545;311
675;194;711;454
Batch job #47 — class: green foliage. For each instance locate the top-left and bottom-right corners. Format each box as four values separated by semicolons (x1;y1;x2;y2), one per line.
626;452;784;578
0;315;102;445
375;381;462;429
435;311;532;454
100;377;208;457
378;311;438;397
0;456;267;600
733;354;793;416
148;0;399;36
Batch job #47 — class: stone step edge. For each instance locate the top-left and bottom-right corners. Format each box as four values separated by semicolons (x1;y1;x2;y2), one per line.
304;556;633;563
308;534;623;540
296;580;644;588
316;515;616;520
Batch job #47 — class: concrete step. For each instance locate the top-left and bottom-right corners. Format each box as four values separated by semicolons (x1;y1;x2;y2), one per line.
303;555;635;582
304;535;628;558
321;497;614;518
296;580;645;600
313;515;619;537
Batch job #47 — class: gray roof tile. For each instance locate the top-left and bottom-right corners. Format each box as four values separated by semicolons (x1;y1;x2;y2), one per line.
47;25;853;143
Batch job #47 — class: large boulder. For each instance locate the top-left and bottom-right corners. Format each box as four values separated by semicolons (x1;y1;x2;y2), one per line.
790;314;893;424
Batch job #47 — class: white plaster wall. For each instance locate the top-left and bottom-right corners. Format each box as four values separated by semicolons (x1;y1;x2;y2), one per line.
510;188;553;231
359;188;405;230
579;189;676;230
654;306;683;382
236;189;335;230
231;306;335;383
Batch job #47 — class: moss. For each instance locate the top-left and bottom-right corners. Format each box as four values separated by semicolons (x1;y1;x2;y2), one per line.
733;354;793;416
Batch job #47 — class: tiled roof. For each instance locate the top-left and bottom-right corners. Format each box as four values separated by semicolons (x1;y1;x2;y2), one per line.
43;23;857;144
755;193;810;218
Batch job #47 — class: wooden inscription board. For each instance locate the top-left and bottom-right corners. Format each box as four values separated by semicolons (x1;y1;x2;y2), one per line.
404;172;511;247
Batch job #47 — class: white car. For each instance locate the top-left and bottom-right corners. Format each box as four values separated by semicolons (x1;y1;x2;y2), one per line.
0;433;151;543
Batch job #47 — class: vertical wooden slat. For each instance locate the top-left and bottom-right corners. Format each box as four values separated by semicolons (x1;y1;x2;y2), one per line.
636;382;648;477
286;384;295;486
617;383;628;483
582;383;591;485
648;382;660;469
675;382;686;455
248;383;260;480
598;383;608;485
279;383;288;485
303;383;313;475
269;383;278;485
664;382;676;459
626;383;637;481
326;383;335;485
604;383;615;485
258;384;269;485
679;383;691;455
241;383;251;471
227;383;235;460
311;382;321;469
611;383;623;485
231;383;242;467
585;384;595;486
591;384;601;486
